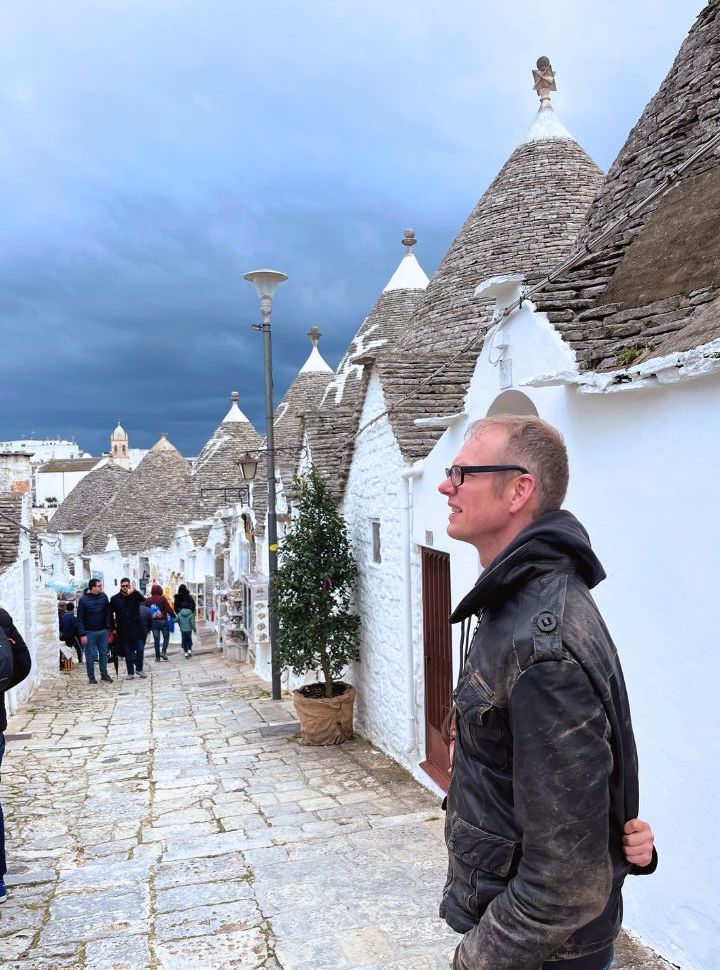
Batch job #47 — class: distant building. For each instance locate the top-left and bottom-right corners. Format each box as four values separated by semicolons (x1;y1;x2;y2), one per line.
35;457;100;509
0;438;88;463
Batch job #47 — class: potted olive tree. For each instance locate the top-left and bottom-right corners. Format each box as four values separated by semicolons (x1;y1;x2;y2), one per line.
274;468;360;744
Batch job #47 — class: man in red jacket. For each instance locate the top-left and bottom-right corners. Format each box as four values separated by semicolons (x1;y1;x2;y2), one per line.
0;607;32;904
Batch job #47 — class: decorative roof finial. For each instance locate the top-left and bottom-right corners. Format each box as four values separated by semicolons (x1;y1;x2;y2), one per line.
231;390;239;403
402;229;417;251
308;325;321;348
532;56;556;106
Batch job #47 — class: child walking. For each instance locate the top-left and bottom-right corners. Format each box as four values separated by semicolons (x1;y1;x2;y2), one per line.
176;607;197;658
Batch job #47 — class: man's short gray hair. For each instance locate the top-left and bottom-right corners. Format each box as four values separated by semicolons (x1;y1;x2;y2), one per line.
467;415;569;516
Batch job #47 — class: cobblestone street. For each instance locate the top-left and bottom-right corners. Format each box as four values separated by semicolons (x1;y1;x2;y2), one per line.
0;630;672;970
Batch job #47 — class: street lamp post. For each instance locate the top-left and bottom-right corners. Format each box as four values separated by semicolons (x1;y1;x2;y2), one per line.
243;268;287;701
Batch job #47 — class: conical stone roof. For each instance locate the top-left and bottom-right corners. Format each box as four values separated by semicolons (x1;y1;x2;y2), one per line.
397;81;603;358
535;2;720;371
84;436;190;555
49;463;131;534
369;60;603;463
305;231;429;499
185;392;264;520
272;328;335;506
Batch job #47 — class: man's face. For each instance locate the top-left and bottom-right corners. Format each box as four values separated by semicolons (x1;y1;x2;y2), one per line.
90;583;102;595
438;428;515;555
120;581;131;596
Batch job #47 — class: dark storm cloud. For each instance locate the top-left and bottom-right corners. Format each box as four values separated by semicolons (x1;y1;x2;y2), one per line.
0;0;705;455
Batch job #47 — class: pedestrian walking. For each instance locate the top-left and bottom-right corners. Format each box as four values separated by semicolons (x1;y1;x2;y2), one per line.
77;579;113;684
59;602;83;664
145;584;175;662
173;583;196;615
176;606;197;658
437;416;656;970
0;606;32;904
110;579;148;680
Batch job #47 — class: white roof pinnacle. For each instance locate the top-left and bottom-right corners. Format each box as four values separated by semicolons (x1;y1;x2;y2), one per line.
222;390;250;424
383;230;430;292
521;102;574;144
300;345;333;374
522;56;574;144
299;326;333;374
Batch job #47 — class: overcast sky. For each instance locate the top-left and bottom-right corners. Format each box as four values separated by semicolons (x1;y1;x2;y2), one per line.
0;0;707;456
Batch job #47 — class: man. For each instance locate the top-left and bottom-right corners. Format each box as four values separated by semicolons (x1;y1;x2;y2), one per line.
438;416;656;970
0;607;32;904
110;579;148;680
77;579;112;684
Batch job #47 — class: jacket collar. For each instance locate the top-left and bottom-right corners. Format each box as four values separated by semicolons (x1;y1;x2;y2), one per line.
450;510;605;623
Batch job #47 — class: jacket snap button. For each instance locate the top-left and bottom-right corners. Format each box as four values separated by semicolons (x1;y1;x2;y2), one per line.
537;612;557;632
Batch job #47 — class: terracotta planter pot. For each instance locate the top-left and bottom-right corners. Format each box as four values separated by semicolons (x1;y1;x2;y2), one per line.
293;684;356;745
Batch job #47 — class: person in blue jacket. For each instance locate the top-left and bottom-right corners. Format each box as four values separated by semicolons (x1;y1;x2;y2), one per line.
77;579;112;684
0;606;32;904
59;602;82;663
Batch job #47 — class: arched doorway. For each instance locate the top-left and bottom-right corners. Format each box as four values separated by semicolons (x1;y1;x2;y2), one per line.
486;390;538;417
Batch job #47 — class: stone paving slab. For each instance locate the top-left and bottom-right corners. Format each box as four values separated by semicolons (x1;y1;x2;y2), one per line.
0;634;675;968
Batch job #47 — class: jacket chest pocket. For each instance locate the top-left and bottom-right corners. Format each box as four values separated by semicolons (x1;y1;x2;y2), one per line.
454;671;510;771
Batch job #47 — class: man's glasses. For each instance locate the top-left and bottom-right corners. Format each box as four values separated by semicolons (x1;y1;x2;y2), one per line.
444;464;529;488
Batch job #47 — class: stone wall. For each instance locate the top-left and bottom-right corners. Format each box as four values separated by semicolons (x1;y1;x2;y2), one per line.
343;372;428;784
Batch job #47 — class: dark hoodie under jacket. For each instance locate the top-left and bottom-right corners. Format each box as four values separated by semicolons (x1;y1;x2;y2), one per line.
0;608;32;733
443;510;656;970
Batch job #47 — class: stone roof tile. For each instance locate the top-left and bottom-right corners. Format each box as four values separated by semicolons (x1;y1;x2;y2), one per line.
375;355;477;464
49;463;131;534
305;285;426;499
0;493;22;571
83;437;189;555
535;3;720;371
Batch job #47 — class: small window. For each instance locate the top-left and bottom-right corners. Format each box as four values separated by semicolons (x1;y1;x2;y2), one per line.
371;519;381;564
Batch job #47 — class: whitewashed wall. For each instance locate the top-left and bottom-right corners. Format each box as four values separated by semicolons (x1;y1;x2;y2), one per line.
1;504;58;715
411;291;720;970
88;541;127;597
36;468;92;506
343;372;427;784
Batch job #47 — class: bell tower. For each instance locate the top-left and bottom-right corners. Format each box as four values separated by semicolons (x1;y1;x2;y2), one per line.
111;422;129;468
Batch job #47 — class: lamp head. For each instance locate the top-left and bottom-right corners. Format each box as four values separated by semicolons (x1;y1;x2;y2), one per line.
238;452;258;482
243;269;288;300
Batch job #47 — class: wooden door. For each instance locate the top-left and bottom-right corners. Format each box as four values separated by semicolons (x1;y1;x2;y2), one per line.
420;548;452;791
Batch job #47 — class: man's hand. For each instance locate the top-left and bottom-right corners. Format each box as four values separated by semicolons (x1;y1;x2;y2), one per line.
81;636;87;646
623;818;654;867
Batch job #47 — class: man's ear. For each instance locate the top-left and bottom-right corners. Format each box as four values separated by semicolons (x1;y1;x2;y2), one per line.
508;473;536;515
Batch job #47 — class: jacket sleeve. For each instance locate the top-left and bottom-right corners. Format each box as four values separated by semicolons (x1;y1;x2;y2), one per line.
0;610;32;690
105;596;112;629
630;846;658;876
454;659;613;970
76;598;86;636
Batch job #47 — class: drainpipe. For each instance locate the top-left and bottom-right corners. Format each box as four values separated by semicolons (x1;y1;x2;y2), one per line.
400;460;424;755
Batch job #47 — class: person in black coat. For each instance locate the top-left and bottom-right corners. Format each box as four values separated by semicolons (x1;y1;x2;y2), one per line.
173;583;196;615
59;603;82;663
110;579;148;680
0;607;32;904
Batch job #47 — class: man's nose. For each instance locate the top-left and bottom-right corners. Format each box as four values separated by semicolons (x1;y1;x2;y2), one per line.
438;475;454;496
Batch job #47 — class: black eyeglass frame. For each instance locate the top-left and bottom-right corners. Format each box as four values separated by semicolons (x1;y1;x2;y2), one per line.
445;464;530;488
